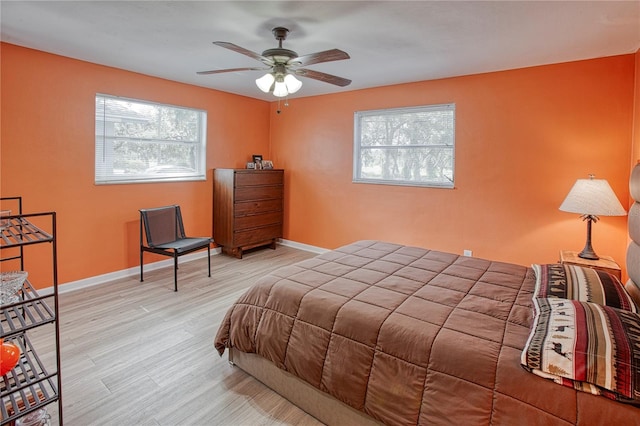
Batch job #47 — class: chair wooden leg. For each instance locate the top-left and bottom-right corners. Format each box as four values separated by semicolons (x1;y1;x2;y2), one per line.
140;249;144;282
207;246;211;277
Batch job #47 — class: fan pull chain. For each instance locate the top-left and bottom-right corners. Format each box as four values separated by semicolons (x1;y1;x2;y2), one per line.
276;97;291;115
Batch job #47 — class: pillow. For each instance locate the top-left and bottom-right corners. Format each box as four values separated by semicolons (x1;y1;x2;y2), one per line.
626;279;640;308
521;298;640;405
532;263;638;313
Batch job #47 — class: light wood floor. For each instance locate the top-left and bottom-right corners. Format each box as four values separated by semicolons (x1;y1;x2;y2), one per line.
30;245;325;425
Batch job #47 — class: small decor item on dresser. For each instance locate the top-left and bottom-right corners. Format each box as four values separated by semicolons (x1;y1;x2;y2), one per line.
0;338;21;376
252;154;263;169
0;270;28;305
262;160;274;169
246;162;256;169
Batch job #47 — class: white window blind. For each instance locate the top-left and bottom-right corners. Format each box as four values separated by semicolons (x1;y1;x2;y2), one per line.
95;94;207;184
353;104;455;188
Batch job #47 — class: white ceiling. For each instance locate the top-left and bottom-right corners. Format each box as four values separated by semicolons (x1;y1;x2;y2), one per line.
2;1;639;102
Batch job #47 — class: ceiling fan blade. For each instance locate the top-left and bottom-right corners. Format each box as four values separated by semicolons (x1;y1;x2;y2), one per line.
213;41;271;64
295;69;352;87
290;49;350;67
197;67;269;75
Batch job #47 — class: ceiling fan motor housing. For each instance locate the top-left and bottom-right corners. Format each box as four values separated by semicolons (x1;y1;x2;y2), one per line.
261;48;298;64
263;28;297;64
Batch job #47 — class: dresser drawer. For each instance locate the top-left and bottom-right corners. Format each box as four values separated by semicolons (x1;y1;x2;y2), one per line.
235;171;283;187
234;212;282;230
235;199;282;216
235;185;283;202
234;223;282;246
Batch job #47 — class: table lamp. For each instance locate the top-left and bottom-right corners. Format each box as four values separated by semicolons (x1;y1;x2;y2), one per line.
559;174;626;260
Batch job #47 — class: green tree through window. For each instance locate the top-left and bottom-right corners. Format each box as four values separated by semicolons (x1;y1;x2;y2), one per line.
95;94;207;184
354;104;455;188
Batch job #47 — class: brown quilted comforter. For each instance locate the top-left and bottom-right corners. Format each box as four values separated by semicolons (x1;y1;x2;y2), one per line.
214;241;639;425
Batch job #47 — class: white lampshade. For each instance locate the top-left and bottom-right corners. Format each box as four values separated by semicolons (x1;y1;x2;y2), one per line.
284;74;302;94
273;80;289;97
255;73;275;93
559;176;626;217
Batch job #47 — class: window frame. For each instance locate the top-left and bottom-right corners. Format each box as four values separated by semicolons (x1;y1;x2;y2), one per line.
353;103;455;189
95;94;207;185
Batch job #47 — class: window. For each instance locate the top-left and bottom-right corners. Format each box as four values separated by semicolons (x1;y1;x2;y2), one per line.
95;94;207;184
353;104;455;188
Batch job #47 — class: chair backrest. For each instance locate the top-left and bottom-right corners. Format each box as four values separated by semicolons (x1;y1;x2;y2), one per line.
140;205;186;247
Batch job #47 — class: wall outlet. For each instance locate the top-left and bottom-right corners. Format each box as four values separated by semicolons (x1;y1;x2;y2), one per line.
463;249;473;257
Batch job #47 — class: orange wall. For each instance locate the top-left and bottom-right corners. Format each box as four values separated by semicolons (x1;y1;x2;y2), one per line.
2;43;636;287
0;43;270;287
271;55;635;269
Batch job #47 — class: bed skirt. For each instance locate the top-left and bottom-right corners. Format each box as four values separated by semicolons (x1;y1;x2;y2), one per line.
229;347;383;425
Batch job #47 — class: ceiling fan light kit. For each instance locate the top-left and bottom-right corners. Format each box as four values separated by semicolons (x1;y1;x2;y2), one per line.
198;26;351;99
255;64;303;97
283;74;302;94
255;73;275;92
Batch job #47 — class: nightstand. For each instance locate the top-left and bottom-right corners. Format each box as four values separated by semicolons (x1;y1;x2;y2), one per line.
559;250;621;280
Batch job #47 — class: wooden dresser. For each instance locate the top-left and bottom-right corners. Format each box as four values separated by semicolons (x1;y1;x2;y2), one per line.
213;168;284;258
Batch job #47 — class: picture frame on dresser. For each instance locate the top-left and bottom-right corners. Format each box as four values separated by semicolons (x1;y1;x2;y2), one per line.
252;154;263;169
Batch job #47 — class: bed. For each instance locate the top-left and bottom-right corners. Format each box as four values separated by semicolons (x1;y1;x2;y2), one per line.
214;167;640;425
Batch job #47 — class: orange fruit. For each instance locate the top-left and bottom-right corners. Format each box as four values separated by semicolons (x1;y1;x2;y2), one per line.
0;338;21;375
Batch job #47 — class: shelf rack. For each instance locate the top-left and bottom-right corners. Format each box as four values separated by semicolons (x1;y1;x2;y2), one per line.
0;197;62;425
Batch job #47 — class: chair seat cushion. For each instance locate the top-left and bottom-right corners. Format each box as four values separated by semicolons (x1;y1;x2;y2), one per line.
153;237;211;253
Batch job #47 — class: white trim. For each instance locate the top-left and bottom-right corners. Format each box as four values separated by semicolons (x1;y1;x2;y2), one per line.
42;248;221;295
40;241;326;295
277;239;329;254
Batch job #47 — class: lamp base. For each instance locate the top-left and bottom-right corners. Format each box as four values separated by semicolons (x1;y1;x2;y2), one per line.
578;217;599;260
578;248;599;260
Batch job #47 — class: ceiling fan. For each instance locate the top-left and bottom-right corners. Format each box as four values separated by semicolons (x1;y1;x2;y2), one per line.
197;27;351;97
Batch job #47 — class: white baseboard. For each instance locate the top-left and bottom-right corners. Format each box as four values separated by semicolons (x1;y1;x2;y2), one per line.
43;240;326;295
277;239;329;254
45;247;221;296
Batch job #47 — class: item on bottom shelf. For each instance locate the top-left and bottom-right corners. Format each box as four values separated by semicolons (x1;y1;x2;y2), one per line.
3;389;47;420
0;338;21;375
0;209;10;230
15;408;50;426
0;270;28;304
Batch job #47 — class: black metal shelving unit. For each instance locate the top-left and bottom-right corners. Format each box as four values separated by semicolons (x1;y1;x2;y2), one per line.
0;197;62;425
